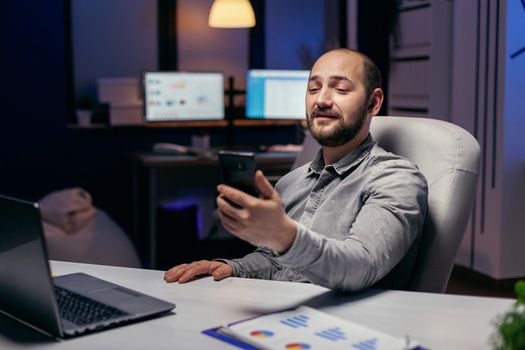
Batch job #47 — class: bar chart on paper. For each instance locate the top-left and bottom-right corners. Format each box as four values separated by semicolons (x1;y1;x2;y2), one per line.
225;306;421;350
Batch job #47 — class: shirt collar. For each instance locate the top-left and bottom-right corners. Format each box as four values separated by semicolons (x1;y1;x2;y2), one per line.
307;134;375;176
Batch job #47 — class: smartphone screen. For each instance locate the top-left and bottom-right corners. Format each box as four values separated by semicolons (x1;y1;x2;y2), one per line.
218;151;257;197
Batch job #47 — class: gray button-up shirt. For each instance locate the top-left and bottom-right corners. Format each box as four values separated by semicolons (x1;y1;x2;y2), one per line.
222;135;428;291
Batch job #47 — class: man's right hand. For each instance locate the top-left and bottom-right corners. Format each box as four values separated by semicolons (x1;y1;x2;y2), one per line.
163;260;233;283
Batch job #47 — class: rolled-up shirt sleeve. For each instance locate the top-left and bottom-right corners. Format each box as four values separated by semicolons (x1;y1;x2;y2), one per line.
216;247;282;279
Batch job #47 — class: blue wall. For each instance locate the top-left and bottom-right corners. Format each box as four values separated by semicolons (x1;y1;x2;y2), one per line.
265;0;325;69
72;0;158;98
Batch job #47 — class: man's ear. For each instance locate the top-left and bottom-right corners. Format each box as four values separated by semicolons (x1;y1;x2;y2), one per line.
368;88;384;116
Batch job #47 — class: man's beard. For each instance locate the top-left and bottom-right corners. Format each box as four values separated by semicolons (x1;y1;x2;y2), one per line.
307;103;368;147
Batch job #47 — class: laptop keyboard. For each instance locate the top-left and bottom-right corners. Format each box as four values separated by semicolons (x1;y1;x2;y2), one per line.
55;286;129;326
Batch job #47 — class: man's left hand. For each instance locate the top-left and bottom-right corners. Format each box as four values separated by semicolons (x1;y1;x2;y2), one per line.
216;170;297;254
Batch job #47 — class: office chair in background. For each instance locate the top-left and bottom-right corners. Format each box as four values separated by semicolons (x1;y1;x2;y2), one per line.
292;116;480;293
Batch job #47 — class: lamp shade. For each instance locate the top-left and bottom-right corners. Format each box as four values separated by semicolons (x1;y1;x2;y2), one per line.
208;0;256;28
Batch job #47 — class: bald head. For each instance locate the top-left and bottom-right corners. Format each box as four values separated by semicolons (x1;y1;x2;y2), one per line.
312;49;382;96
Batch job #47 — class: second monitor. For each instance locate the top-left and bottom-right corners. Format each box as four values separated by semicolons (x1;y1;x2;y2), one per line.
245;69;309;120
143;72;225;122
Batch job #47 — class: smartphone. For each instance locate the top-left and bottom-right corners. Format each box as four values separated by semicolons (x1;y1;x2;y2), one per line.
218;151;258;197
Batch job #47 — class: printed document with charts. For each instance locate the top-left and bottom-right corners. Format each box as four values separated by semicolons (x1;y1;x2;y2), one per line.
210;305;423;350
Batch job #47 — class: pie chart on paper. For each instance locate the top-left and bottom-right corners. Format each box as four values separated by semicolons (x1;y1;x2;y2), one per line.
285;343;311;349
249;330;274;338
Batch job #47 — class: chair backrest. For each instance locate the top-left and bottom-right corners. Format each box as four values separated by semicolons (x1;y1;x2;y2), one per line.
370;116;480;293
291;130;320;170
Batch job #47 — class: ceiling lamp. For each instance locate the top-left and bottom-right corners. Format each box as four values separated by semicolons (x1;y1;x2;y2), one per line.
208;0;256;28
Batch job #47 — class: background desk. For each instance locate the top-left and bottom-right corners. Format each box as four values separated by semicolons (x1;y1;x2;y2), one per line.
0;261;515;349
132;152;298;268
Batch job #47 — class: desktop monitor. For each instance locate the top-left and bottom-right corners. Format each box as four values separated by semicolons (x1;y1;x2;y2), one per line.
143;72;225;122
245;69;310;120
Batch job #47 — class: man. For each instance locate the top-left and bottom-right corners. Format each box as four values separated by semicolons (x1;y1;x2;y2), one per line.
164;49;428;291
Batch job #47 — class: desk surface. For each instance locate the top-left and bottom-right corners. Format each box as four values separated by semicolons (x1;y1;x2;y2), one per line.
0;261;514;349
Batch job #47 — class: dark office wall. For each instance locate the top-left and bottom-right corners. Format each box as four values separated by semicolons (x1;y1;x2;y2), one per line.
1;2;180;234
265;0;325;69
357;0;397;115
72;0;158;99
1;1;296;237
2;1;71;200
1;3;125;235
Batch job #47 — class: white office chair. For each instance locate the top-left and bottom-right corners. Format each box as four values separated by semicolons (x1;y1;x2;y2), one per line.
291;130;320;170
371;116;480;292
293;116;480;293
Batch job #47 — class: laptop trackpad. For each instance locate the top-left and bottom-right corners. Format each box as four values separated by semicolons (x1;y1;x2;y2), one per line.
89;287;164;314
55;273;118;293
90;287;140;299
89;287;141;310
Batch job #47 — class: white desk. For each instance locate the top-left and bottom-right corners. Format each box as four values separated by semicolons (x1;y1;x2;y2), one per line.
0;261;515;349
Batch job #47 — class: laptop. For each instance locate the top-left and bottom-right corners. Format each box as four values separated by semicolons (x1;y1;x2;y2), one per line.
0;194;175;338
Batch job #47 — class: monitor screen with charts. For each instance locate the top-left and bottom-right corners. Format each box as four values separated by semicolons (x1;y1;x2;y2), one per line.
143;72;225;122
245;69;309;120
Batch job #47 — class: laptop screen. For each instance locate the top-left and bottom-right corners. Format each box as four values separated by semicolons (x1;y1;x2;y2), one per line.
143;72;225;122
0;195;62;336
